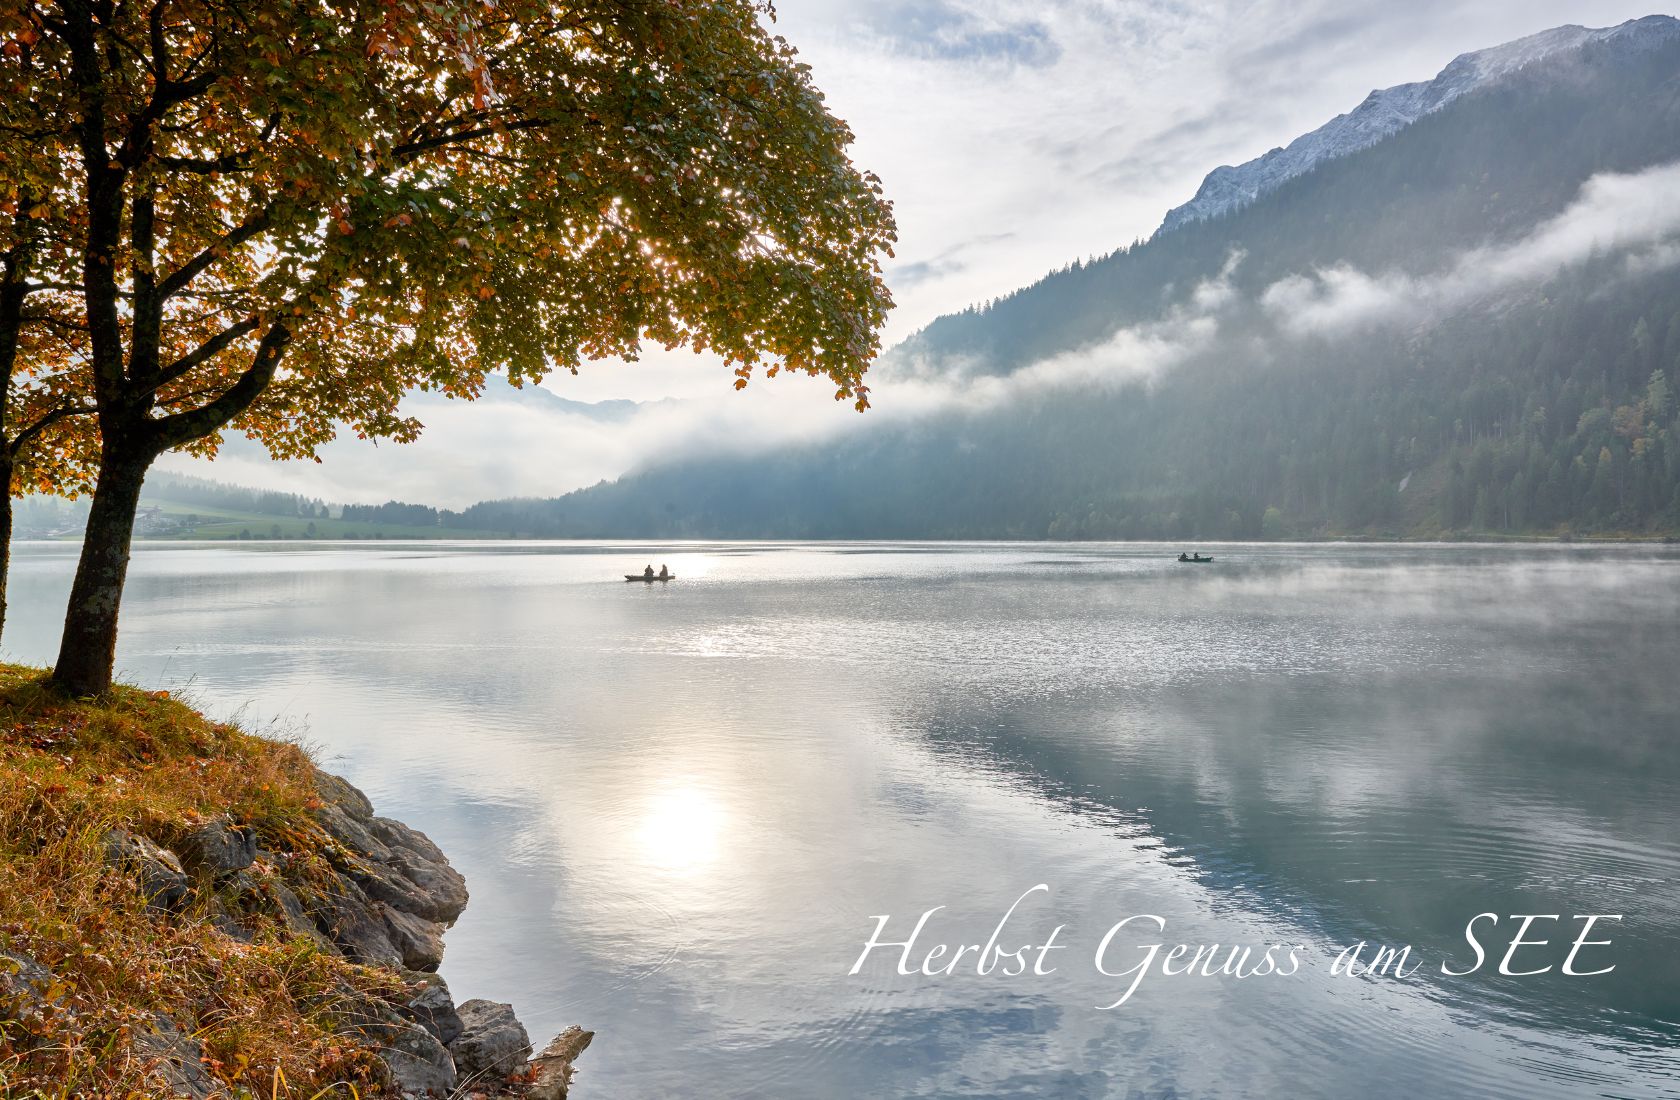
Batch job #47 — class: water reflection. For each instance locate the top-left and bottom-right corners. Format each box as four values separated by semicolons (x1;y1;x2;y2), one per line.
6;541;1678;1097
634;784;728;876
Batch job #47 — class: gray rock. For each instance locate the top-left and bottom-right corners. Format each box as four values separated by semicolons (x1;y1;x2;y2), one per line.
374;1018;457;1097
399;971;464;1046
132;1014;217;1100
101;829;190;910
528;1026;594;1100
369;817;470;923
309;777;468;926
448;999;532;1084
207;899;255;943
0;949;52;996
312;799;385;862
260;875;317;935
314;771;375;820
383;906;447;971
178;815;257;877
0;949;56;1026
310;882;402;968
352;858;445;924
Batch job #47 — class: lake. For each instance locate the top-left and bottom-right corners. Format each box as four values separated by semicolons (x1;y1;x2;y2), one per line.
7;541;1679;1098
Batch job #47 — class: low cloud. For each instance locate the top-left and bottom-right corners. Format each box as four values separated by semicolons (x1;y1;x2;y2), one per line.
161;363;874;509
1261;161;1680;336
885;161;1680;417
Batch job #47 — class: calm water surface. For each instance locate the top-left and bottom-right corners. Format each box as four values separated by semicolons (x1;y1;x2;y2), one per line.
8;541;1680;1098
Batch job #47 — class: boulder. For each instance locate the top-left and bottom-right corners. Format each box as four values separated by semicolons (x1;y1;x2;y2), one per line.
101;829;190;910
262;875;329;942
207;899;254;943
448;999;532;1084
399;971;464;1046
0;950;57;1029
314;771;375;819
383;906;447;971
132;1014;218;1100
178;815;257;877
368;816;469;923
309;776;468;926
374;1018;457;1097
308;881;402;968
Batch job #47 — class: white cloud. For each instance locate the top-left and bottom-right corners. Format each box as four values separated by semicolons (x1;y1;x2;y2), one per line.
1261;161;1680;336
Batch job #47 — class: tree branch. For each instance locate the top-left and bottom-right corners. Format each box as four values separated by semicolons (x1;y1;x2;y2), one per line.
140;312;262;398
146;316;291;451
8;401;97;459
154;199;277;301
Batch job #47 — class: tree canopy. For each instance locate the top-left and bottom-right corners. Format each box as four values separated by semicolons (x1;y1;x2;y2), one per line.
0;0;896;691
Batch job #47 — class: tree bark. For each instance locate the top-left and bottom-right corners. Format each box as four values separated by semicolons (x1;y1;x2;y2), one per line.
0;455;11;648
50;446;150;695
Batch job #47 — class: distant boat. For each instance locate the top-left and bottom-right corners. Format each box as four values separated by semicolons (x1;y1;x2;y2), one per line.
1176;555;1215;563
625;574;676;582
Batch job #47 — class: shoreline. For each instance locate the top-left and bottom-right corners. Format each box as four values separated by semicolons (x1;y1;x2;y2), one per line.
16;532;1680;546
0;667;587;1097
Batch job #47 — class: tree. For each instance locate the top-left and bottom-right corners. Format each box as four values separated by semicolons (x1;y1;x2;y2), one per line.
1648;369;1673;422
3;0;895;694
0;216;96;645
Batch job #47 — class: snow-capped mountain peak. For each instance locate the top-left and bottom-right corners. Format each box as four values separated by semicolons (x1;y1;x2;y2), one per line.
1154;15;1680;237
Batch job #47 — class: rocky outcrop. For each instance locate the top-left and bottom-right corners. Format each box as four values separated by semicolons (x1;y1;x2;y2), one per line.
131;1014;220;1099
177;815;257;878
402;971;465;1046
89;766;587;1097
450;999;533;1083
368;1016;458;1096
101;828;191;910
0;949;57;1030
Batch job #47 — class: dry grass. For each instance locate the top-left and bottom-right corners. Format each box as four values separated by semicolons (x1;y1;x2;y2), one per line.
0;664;403;1098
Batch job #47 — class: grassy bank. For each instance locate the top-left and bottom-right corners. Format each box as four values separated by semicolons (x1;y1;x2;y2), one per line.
0;665;401;1097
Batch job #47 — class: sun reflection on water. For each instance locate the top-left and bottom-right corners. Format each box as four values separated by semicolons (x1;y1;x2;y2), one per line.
635;785;727;877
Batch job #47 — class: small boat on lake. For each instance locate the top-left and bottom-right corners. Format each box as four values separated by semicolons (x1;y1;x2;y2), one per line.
1176;553;1215;563
625;573;676;582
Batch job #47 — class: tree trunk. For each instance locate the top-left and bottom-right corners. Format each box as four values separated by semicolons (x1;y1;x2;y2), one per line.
0;455;11;647
50;448;150;695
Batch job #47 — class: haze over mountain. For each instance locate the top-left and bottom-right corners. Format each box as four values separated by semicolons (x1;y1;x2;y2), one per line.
444;15;1680;539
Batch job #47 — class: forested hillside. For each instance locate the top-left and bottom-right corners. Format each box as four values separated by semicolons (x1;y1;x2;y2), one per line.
437;24;1680;540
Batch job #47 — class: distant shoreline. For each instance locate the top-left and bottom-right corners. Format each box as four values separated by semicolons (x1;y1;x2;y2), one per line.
15;533;1679;547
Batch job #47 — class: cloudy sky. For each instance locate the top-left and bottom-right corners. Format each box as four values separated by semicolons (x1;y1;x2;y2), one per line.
163;0;1672;505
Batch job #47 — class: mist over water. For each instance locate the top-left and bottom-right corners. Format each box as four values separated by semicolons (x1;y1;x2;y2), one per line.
8;542;1678;1098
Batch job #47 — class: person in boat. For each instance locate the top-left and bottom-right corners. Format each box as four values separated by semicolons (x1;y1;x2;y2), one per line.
1192;553;1205;562
643;564;655;578
1178;552;1190;562
658;564;669;579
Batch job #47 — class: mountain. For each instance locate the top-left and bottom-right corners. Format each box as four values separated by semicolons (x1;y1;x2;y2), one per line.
403;376;652;423
442;18;1680;541
1156;16;1680;236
